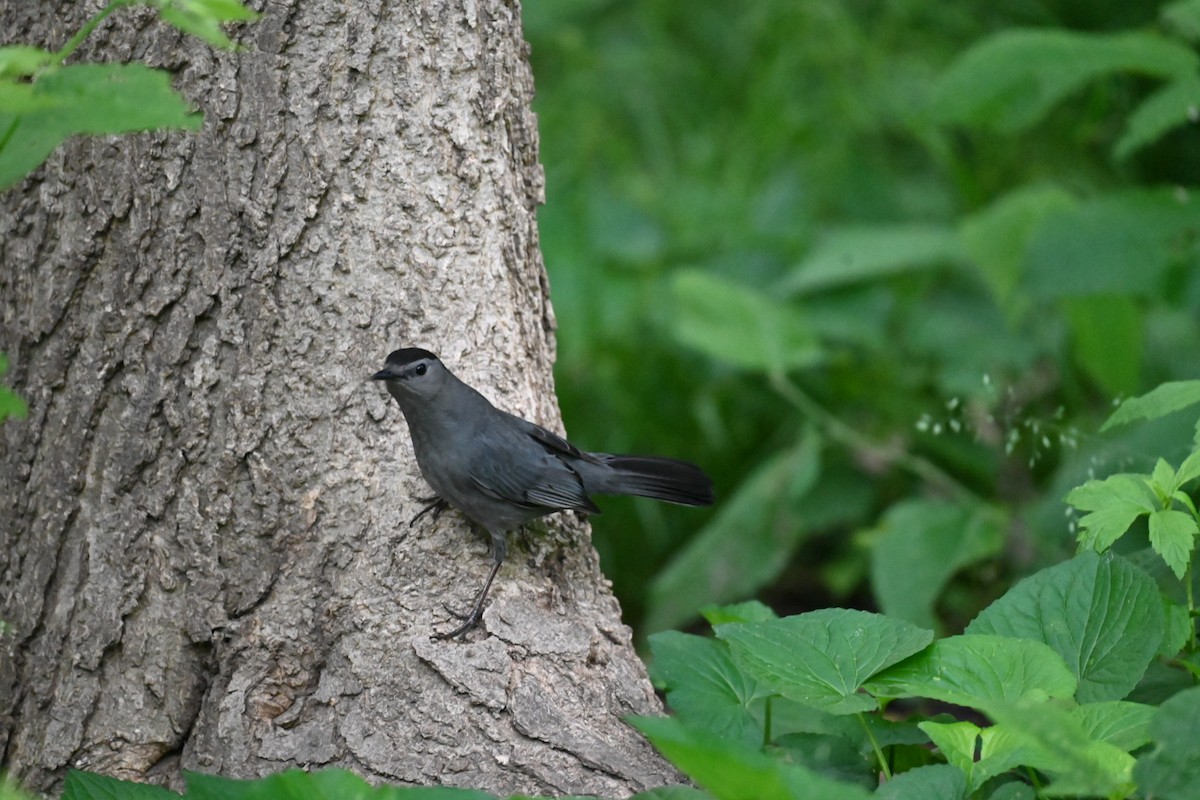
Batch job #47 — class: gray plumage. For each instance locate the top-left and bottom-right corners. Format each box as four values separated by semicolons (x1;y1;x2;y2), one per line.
372;347;713;639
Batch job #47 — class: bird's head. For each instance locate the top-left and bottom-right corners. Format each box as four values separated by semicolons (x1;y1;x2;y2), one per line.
372;348;448;404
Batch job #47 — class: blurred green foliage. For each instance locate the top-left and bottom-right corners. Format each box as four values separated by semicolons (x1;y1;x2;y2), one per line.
523;0;1200;637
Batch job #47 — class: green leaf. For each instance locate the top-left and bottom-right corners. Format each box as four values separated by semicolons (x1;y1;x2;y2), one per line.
966;552;1164;702
1175;448;1200;486
874;764;966;800
1162;0;1200;43
645;435;820;633
1070;701;1155;751
984;784;1036;800
647;631;765;746
869;499;1005;630
158;0;260;49
981;701;1136;798
0;46;54;79
783;224;964;295
1062;295;1142;396
700;601;778;626
64;770;180;800
189;768;494;798
919;721;1027;792
717;610;934;715
866;635;1077;707
1065;473;1157;551
1132;686;1200;800
629;788;713;800
959;184;1077;304
1150;458;1179;497
671;270;822;372
932;29;1198;132
1102;380;1200;431
1161;601;1192;658
0;63;201;189
1115;76;1200;160
1148;508;1198;579
1023;189;1199;299
630;716;872;800
0;354;27;422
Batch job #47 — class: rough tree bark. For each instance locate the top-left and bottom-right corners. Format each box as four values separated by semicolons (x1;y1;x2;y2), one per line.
0;1;678;795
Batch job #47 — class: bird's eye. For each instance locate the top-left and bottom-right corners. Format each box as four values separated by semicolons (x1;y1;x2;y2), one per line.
414;363;428;376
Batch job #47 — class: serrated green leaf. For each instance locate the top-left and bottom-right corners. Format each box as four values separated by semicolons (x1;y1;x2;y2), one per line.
64;770;180;800
645;435;820;632
717;610;934;715
1132;686;1200;799
874;764;967;800
919;721;979;774
1115;75;1200;160
1148;508;1198;579
967;552;1163;702
671;270;822;372
869;499;1005;630
919;721;1027;792
932;29;1198;132
647;631;765;746
866;635;1077;708
982;701;1135;797
1065;473;1157;512
1172;489;1198;518
1102;380;1200;431
1176;448;1200;486
783;224;964;295
631;716;872;800
1070;701;1154;751
1150;458;1178;496
1066;473;1157;551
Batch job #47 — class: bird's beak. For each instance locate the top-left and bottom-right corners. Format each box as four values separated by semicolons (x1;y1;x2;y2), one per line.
371;367;397;381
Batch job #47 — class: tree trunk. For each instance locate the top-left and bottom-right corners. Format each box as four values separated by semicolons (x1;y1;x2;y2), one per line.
0;1;677;795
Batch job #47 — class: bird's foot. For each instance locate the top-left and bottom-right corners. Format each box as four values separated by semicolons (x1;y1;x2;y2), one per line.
433;605;484;640
409;495;448;528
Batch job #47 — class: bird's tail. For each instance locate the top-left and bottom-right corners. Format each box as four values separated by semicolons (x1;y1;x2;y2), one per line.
601;455;714;507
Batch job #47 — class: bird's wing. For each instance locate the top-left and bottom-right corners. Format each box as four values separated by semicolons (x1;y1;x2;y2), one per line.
508;414;604;465
469;419;601;514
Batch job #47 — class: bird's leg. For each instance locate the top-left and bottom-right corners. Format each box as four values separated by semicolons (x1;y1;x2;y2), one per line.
434;532;506;640
409;494;449;528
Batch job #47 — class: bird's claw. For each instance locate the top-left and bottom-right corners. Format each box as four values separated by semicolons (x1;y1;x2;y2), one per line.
433;607;484;640
410;495;448;528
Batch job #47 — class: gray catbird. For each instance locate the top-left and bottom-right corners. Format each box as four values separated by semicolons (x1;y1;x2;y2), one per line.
372;347;714;639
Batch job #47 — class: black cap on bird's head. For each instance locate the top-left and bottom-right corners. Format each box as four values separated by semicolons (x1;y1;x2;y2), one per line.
372;348;440;382
372;349;452;407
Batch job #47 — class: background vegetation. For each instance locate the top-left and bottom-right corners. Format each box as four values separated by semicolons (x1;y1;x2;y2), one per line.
6;0;1200;797
523;0;1200;638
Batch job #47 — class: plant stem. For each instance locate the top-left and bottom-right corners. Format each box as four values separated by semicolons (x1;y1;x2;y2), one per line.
857;712;890;781
762;695;773;748
1187;560;1196;651
768;371;978;501
56;0;139;62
